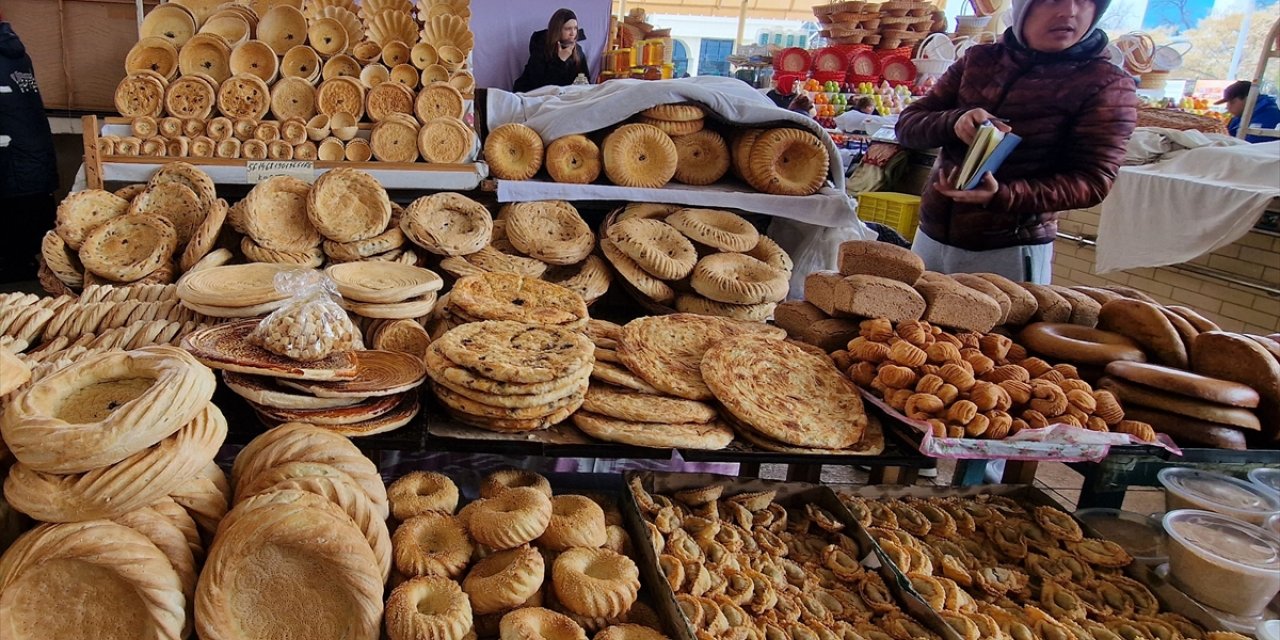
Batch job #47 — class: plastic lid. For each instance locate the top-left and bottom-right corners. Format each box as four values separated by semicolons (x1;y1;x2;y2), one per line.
1163;509;1280;571
1158;468;1280;517
1075;508;1167;561
1267;513;1280;541
1258;619;1280;640
1249;468;1280;497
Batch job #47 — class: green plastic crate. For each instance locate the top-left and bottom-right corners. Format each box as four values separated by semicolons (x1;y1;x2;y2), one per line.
857;192;921;240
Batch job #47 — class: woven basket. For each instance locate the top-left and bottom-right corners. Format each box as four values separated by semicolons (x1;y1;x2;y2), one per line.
1137;71;1169;90
1136;107;1228;135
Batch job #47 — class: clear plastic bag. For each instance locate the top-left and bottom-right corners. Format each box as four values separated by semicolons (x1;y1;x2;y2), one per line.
250;269;361;362
768;217;876;300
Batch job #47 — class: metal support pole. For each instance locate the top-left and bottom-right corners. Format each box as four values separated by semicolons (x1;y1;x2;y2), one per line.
136;0;145;36
734;0;748;54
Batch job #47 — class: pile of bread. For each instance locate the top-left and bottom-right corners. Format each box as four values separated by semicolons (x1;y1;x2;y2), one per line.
838;491;1236;640
601;204;793;321
781;240;1278;449
0;346;229;639
199;422;391;639
570;313;877;453
813;0;945;48
431;200;613;307
485;104;832;197
110;0;475;162
629;476;936;638
45;163;228;294
381;468;666;638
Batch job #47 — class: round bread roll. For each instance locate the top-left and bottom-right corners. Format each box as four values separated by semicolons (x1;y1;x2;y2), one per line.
1105;360;1260;408
387;471;460;521
498;608;587;640
462;544;545;614
468;487;553;550
384;576;473;640
537;495;607;551
551;548;640;620
485;123;544;181
392;512;473;579
545;135;601;185
480;469;553;499
602;123;677;189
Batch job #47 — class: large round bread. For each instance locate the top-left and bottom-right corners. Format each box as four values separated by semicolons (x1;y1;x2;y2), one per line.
1018;323;1146;367
571;411;734;450
450;273;587;327
746;128;828;196
79;215;179;283
0;521;185;640
602;123;677;189
504;201;593;265
581;383;717;424
1119;406;1249;450
484;123;543;181
1;346;216;473
230;422;387;516
616;314;786;401
1104;361;1260;408
433;320;592;385
703;334;865;449
194;497;382;640
1191;331;1280;443
307;168;392;243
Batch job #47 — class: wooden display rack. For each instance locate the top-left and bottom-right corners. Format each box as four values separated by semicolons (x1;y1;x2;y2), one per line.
81;115;489;191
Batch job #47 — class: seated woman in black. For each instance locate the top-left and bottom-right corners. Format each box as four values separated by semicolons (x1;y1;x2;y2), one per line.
513;8;590;92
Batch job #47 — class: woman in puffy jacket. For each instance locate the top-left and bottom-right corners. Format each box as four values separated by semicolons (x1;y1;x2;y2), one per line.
895;0;1137;283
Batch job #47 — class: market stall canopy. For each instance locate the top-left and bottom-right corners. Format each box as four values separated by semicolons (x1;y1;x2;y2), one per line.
611;0;816;21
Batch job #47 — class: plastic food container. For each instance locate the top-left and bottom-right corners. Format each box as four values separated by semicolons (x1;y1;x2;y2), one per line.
1157;468;1280;525
1162;509;1280;618
1075;508;1168;564
1250;468;1280;499
1258;619;1280;640
1267;512;1280;541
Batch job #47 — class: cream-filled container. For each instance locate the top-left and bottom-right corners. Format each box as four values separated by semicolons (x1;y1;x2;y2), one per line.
1158;468;1280;526
1163;509;1280;618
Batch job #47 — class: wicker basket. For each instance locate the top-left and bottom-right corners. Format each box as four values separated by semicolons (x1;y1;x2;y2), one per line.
1136;107;1228;135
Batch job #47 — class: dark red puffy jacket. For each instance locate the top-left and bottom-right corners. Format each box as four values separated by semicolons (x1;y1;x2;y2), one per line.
895;31;1137;251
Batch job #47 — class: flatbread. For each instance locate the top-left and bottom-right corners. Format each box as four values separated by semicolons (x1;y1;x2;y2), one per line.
433;320;592;384
589;360;661;394
450;273;587;328
703;334;866;450
616;314;786;400
572;411;734;450
581;383;717;424
424;341;591;397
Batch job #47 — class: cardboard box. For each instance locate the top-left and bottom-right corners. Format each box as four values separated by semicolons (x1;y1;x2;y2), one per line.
5;0;158;112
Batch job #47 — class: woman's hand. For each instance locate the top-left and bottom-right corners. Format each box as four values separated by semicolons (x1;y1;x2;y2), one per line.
935;169;999;206
954;108;1011;145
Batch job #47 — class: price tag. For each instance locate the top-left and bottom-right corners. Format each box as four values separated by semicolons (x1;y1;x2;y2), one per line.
246;160;314;183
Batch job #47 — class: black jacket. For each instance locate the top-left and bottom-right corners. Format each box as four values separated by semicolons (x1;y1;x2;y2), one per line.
513;29;589;93
0;22;57;197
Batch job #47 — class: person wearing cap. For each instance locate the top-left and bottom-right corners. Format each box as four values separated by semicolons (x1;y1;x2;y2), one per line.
1217;80;1280;143
0;11;58;283
894;0;1137;284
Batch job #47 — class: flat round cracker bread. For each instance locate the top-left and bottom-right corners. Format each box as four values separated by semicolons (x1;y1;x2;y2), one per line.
401;192;492;256
588;360;660;394
414;82;464;121
115;73;167;118
164;75;216;119
703;334;866;449
79;215;179;282
243;175;321;251
582;383;718;424
216;73;271;119
55;190;130;251
425;341;590;397
271;76;318;122
307;168;391;243
128;182;202;246
450;273;587;327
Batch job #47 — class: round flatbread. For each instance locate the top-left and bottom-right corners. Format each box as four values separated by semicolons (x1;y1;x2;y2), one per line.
582;383;718;424
307;168;391;243
55;190;130;251
573;411;733;450
401;192;491;256
79;215;179;282
703;334;865;449
616;314;786;401
434;320;592;384
450;273;587;327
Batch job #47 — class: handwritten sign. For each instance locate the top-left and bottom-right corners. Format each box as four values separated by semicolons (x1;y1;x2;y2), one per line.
246;160;314;183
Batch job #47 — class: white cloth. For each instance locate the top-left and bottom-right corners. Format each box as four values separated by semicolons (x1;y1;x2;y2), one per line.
911;229;1055;284
485;77;848;194
1096;141;1280;274
1124;127;1247;166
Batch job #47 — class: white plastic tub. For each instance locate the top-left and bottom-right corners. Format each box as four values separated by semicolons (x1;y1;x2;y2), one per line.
1163;509;1280;618
1158;468;1280;526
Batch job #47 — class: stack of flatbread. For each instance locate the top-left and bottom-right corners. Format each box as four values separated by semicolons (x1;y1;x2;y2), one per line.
437;201;612;306
569;315;783;450
430;272;589;338
176;262;300;318
326;261;443;323
197;422;387;640
426;320;592;433
600;204;793;321
44;163;227;296
0;346;229;640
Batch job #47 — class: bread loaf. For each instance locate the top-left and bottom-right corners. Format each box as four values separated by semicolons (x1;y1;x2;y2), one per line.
802;318;862;352
803;271;846;317
773;300;829;339
836;240;925;285
1098;299;1188;369
1104;361;1259;408
1071;286;1127;307
1121;406;1249;450
832;275;927;322
1048;285;1101;327
950;274;1011;325
1192;331;1280;443
916;280;1002;333
1097;377;1262;431
1021;284;1072;324
1102;285;1159;304
975;273;1038;326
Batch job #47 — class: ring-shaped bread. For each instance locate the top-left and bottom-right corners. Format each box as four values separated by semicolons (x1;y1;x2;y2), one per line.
1;346;215;473
387;471;460;520
551;547;641;619
462;544;546;614
467;486;553;550
498;607;587;640
504;201;594;265
537;495;607;551
392;512;474;579
689;253;789;305
384;576;473;640
480;469;553;499
665;208;759;252
1018;322;1147;366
